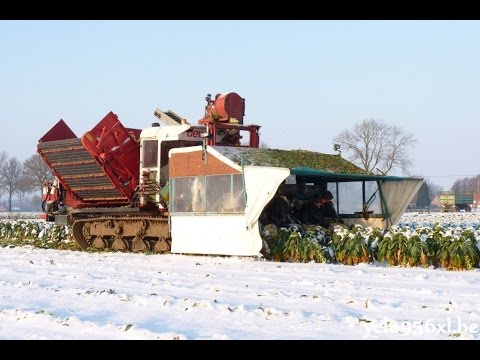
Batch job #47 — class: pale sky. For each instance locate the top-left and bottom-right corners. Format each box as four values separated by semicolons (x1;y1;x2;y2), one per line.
1;20;479;189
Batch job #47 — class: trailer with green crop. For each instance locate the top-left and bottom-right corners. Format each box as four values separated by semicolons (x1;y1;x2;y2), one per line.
439;190;473;212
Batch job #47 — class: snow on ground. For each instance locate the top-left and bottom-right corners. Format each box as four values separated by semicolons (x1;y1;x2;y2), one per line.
0;246;479;339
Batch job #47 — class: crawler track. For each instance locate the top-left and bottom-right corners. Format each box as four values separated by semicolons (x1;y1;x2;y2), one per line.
72;215;171;253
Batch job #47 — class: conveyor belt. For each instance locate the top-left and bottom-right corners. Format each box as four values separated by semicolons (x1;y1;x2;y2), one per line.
38;138;127;202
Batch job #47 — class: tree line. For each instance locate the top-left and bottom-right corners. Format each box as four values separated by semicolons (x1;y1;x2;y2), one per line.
0;152;52;212
452;175;480;193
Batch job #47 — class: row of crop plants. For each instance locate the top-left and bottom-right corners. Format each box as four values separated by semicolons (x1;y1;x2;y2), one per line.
261;222;480;270
1;218;480;270
0;221;78;250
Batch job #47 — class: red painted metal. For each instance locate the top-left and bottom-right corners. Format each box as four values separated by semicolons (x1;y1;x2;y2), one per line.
199;92;245;124
81;112;141;199
204;122;260;148
39;119;77;142
211;92;245;123
37;113;141;208
199;93;259;148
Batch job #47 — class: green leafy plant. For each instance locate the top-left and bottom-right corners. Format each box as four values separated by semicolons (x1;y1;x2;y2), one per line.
405;234;428;267
377;227;409;266
332;225;371;265
438;235;479;270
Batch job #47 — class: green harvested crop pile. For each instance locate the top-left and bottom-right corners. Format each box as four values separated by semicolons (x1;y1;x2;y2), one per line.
241;148;366;174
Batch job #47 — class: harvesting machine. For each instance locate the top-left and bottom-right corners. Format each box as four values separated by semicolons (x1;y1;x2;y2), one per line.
38;92;423;256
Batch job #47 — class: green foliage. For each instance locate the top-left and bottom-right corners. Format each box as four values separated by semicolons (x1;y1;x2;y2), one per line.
272;228;291;261
438;236;479;271
260;218;480;269
282;229;330;263
0;221;77;250
421;224;442;267
2;217;480;270
405;234;428;267
239;149;366;174
332;225;371;265
363;226;384;261
261;224;331;263
378;228;409;266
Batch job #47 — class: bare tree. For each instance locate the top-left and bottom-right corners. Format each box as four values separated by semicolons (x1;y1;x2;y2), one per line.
333;119;417;175
426;180;442;200
17;175;36;211
451;175;480;192
23;154;52;195
0;151;6;202
0;156;23;211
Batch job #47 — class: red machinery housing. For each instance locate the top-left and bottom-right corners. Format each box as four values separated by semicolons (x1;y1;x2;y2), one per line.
38;112;141;210
199;92;260;147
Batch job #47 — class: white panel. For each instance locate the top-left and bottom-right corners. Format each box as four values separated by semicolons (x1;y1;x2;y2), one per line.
171;214;261;256
243;167;291;226
381;179;424;226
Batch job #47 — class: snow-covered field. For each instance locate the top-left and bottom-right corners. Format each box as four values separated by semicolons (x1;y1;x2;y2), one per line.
1;211;480;339
1;244;479;339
